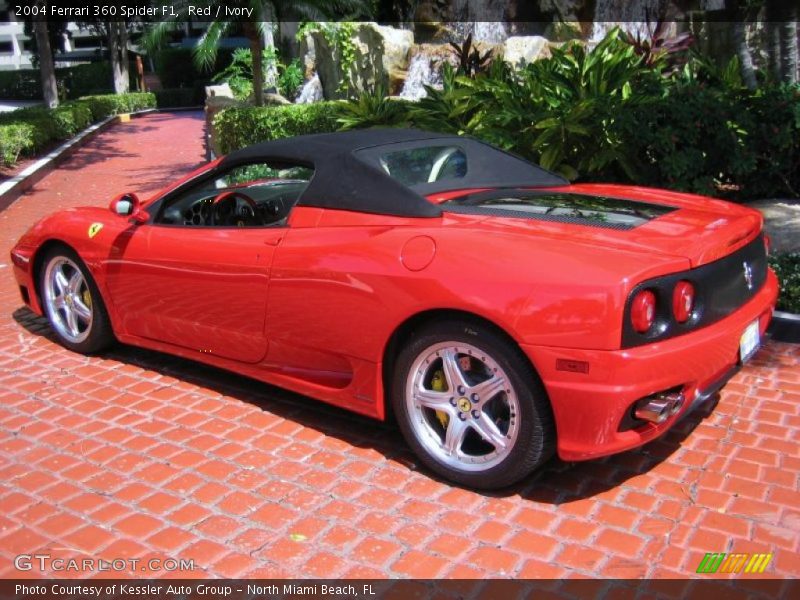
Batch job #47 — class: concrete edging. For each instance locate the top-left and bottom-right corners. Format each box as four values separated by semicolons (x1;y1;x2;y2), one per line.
0;108;169;214
770;311;800;344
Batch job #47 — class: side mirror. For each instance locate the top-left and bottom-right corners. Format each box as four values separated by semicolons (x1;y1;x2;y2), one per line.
109;192;148;223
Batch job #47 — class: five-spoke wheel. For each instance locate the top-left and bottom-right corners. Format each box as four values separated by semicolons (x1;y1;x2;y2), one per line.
393;320;554;489
40;247;114;353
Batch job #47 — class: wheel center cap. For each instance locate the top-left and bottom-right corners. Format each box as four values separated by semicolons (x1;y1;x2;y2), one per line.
457;397;472;413
65;295;73;306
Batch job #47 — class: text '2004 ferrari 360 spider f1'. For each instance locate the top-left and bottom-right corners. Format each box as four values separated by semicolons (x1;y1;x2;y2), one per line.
10;129;778;489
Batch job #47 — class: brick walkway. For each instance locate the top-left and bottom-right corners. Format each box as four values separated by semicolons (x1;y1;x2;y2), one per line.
0;113;798;580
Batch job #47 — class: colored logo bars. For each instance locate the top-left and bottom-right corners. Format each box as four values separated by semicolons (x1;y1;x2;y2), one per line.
696;552;772;574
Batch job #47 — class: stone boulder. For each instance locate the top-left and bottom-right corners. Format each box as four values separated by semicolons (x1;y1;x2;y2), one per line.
205;83;234;99
501;36;551;68
303;23;414;99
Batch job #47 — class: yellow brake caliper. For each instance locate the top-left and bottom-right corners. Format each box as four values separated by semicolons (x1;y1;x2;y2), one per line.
431;370;449;429
82;287;92;309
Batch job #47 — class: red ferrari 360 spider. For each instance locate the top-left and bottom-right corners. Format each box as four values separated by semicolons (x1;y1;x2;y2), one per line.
10;129;777;488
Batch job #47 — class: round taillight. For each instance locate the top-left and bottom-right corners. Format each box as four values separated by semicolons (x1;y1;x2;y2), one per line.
631;290;657;333
672;281;695;323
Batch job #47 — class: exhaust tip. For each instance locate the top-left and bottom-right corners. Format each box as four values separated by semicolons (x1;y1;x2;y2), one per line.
634;391;685;424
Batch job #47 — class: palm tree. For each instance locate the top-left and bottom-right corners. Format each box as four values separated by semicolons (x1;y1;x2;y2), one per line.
144;0;370;107
32;18;58;108
109;22;130;94
778;7;798;84
764;0;798;84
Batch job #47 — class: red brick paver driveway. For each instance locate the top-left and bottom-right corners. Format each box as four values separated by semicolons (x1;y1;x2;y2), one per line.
0;113;798;580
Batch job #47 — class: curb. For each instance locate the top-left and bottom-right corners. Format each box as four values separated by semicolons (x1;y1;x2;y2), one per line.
0;108;201;214
769;311;800;344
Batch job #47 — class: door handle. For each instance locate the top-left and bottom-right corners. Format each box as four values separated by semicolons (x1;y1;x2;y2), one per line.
264;233;283;246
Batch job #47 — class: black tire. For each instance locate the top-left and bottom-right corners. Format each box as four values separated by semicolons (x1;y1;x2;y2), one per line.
392;319;555;489
38;245;115;354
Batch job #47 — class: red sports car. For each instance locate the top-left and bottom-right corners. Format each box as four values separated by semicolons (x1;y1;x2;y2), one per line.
10;129;778;489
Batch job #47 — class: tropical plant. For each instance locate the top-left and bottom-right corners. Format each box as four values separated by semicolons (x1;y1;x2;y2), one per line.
448;33;494;79
278;59;305;100
620;19;694;73
407;63;483;135
680;50;746;90
337;85;411;129
213;47;277;100
469;29;656;179
144;0;370;106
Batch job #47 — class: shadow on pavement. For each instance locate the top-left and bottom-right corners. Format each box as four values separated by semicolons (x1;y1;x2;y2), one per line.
13;305;719;502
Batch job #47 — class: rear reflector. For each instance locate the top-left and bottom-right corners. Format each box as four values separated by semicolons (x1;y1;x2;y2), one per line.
672;281;695;323
631;290;656;333
556;359;589;374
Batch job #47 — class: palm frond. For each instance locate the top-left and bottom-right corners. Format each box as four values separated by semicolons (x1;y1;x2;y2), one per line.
194;21;231;70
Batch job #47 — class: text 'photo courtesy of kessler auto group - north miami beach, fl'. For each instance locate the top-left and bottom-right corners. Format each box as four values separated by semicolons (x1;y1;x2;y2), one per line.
1;0;799;598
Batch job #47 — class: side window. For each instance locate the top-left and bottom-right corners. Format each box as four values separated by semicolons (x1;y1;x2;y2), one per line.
377;145;467;186
157;161;313;227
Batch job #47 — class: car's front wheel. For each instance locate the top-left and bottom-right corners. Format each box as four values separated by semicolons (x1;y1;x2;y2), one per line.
39;246;114;354
392;320;555;489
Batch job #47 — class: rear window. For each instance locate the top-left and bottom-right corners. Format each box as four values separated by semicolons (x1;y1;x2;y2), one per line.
442;190;677;230
375;145;467;186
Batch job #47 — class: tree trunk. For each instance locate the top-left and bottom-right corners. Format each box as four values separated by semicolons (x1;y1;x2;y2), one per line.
109;22;130;94
733;21;758;90
278;21;299;60
33;19;58;108
262;21;277;91
244;23;264;107
765;0;783;81
779;10;798;83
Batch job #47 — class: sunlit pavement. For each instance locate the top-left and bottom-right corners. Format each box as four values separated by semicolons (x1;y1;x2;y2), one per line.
0;113;798;579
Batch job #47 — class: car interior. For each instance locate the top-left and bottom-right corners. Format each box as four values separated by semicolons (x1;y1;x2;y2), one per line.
158;162;312;228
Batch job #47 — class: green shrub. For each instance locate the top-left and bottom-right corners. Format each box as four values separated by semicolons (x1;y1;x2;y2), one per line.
337;86;412;130
79;92;156;120
153;46;233;96
0;123;37;165
616;84;800;200
155;88;198;108
769;253;800;314
0;62;119;101
0;69;42;100
61;62;113;99
0;92;156;166
332;27;799;201
213;101;342;155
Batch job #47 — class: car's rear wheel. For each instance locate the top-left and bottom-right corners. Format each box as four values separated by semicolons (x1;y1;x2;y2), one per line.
40;246;114;354
392;320;555;489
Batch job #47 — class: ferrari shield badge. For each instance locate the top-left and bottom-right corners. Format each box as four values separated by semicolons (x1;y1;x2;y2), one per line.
88;223;103;238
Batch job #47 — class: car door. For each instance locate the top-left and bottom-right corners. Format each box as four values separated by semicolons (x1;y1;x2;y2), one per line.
103;160;310;364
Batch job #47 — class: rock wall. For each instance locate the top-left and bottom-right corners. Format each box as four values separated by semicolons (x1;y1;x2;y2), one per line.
303;23;414;99
300;24;557;100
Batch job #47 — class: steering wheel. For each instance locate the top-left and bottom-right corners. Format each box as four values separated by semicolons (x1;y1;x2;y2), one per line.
210;191;261;226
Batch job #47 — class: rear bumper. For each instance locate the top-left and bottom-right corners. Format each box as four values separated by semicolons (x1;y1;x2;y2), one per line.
522;268;779;462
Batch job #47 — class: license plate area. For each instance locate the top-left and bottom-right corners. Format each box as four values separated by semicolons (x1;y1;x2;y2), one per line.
739;320;760;363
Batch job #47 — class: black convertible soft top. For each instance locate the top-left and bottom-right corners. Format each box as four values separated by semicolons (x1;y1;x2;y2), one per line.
220;128;568;218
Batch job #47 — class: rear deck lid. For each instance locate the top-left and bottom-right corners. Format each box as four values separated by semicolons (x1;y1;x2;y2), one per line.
438;185;763;268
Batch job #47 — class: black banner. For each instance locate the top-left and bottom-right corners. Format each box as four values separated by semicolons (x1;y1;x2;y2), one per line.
1;579;798;600
7;0;800;24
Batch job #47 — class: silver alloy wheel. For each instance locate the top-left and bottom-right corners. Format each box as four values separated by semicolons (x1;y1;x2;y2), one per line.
405;341;520;472
43;256;93;344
